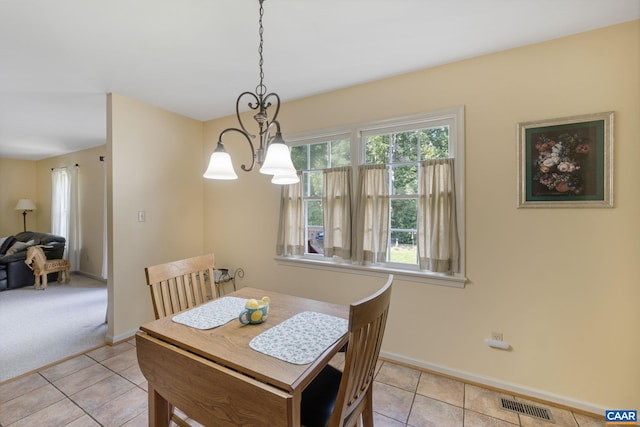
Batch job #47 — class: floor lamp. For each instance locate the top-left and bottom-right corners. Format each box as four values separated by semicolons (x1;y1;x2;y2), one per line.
15;199;36;232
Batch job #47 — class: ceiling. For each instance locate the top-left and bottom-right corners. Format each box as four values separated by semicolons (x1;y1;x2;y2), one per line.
1;0;638;160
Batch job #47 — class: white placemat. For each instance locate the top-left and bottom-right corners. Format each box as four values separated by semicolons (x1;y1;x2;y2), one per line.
172;297;248;330
249;311;348;365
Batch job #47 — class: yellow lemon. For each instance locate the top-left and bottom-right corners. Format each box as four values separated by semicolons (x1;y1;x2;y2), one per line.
245;299;260;309
250;310;263;323
261;296;271;305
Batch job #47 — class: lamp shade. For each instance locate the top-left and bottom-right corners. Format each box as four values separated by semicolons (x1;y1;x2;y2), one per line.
15;199;36;211
203;151;238;180
271;173;300;185
259;142;297;176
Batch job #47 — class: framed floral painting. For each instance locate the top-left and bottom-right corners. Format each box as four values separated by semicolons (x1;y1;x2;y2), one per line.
517;111;614;208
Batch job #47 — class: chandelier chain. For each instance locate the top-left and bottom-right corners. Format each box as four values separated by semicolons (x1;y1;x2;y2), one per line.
257;0;266;96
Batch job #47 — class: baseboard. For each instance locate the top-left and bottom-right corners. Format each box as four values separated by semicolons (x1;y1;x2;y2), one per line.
106;328;138;345
72;270;107;283
379;351;606;417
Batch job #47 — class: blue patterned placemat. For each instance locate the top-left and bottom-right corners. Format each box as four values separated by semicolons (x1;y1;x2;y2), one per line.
249;311;348;365
172;297;248;329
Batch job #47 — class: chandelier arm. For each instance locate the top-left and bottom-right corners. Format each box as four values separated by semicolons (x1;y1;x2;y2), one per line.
218;127;256;172
235;91;261;137
262;92;281;124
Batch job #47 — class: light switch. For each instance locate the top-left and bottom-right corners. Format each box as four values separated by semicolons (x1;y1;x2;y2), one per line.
138;211;146;222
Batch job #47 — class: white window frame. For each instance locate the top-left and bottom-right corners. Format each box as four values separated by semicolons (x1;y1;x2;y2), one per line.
276;106;466;288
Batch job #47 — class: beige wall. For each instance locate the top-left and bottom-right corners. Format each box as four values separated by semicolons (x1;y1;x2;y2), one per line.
35;145;107;278
0;158;37;236
203;21;640;411
107;94;204;341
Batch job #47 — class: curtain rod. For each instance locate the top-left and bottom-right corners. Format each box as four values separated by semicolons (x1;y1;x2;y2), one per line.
50;164;79;171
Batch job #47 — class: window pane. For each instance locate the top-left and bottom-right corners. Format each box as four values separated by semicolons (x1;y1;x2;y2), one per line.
365;134;390;164
390;199;417;231
306;200;323;226
390;165;418;195
392;131;418;163
307;226;324;255
330;139;351;167
389;231;417;264
310;143;328;169
291;145;308;170
420;126;450;159
308;170;323;197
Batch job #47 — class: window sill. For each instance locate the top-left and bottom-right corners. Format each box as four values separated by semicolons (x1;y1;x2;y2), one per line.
274;256;467;288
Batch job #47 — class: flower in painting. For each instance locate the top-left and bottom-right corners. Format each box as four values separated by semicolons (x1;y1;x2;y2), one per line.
575;144;591;154
557;162;576;173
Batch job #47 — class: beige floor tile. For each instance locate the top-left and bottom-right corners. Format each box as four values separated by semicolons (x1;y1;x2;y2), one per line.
65;414;102;426
7;397;86;427
54;363;114;395
89;386;148;427
119;363;146;386
121;410;148;427
39;355;97;382
408;394;464;427
374;411;407;427
417;371;465;407
0;373;49;404
376;361;422;392
464;384;520;425
373;381;415;423
573;413;606;427
70;374;134;413
515;397;578;427
100;347;139;373
85;341;135;362
464;409;520;427
0;383;65;425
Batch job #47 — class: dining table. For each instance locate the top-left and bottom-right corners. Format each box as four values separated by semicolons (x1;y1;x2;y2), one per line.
136;286;350;427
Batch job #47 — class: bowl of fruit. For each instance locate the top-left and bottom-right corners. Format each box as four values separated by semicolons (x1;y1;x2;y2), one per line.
238;296;270;325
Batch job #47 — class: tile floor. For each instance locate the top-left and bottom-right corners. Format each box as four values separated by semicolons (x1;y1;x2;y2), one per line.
0;339;606;427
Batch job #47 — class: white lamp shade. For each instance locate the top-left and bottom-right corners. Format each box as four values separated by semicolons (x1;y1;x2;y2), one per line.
271;173;300;185
203;151;238;180
259;143;296;176
15;199;36;211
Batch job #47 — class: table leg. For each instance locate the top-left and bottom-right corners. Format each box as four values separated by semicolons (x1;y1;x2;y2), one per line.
148;385;170;427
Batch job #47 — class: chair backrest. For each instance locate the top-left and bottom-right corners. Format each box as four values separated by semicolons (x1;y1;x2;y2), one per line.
144;253;216;319
330;274;393;427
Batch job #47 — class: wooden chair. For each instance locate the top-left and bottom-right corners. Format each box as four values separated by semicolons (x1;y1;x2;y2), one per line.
301;274;393;427
144;253;217;427
144;253;217;320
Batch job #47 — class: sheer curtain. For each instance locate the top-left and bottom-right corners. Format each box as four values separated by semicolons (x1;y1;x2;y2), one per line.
418;158;460;273
322;167;351;258
353;164;389;264
51;166;80;270
276;173;305;256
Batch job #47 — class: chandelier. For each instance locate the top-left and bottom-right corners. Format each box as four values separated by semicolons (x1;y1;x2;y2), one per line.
203;0;299;185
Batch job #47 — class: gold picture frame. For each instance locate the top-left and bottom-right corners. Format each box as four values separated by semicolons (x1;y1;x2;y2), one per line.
517;111;614;208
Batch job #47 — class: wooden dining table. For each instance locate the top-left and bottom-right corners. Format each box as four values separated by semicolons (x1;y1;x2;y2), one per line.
136;286;349;427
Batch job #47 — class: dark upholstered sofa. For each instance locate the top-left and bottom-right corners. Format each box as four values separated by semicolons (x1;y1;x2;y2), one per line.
0;231;66;291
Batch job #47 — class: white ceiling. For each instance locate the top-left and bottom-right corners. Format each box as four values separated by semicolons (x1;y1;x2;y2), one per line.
1;0;638;160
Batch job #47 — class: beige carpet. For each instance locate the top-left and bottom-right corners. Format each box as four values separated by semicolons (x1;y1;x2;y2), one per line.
0;273;107;383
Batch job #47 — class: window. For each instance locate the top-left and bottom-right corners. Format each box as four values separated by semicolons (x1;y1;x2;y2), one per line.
278;107;466;287
290;137;351;255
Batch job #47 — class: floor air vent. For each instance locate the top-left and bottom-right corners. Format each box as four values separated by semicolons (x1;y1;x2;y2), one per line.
500;398;554;422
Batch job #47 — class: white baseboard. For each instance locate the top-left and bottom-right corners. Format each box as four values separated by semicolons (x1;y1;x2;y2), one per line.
72;270;107;283
379;351;606;416
106;329;138;345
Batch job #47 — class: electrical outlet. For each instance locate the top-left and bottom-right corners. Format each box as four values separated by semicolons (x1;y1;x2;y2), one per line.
491;331;503;341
